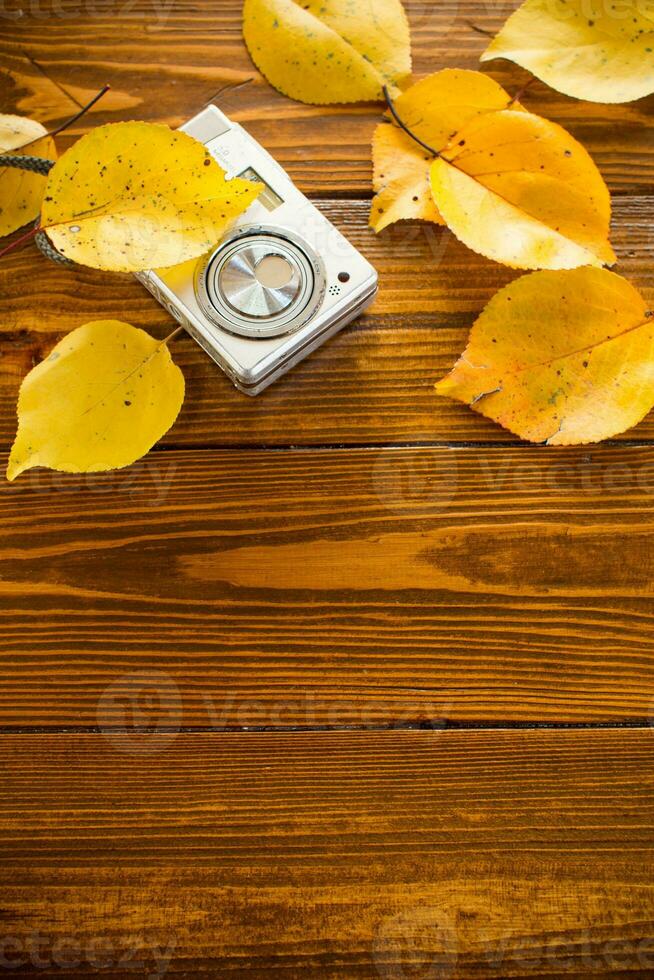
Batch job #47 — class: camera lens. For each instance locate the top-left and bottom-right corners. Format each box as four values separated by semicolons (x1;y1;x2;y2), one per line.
219;247;302;318
195;227;326;340
255;255;294;289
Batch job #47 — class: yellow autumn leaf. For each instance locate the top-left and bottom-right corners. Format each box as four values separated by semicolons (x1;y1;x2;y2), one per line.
435;267;654;446
430;109;615;270
371;70;515;232
481;0;654;104
0;115;56;238
243;0;411;104
7;320;185;481
40;122;260;272
372;126;443;233
370;70;614;269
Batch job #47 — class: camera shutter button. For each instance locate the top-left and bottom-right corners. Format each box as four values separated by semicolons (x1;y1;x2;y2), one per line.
219;246;302;319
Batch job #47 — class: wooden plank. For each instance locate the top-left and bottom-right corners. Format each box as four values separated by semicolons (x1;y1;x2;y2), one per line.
1;198;652;449
2;445;654;727
1;730;653;977
0;1;652;196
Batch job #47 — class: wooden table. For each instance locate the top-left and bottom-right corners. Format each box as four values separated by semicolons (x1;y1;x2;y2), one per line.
1;2;653;976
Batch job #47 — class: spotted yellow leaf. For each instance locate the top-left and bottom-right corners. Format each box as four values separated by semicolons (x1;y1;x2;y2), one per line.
40;122;260;272
481;0;654;104
435;268;654;445
430;108;615;270
0;115;56;238
243;0;411;104
371;126;443;233
7;320;185;481
370;70;614;270
370;70;515;232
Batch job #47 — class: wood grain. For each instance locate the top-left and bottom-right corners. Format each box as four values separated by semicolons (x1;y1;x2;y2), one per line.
1;730;653;977
1;1;653;197
2;446;654;727
1;198;653;449
2;0;654;973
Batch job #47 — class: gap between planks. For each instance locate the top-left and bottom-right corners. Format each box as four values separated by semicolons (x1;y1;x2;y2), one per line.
0;721;651;734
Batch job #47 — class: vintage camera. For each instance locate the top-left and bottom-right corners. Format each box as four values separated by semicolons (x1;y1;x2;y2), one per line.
136;105;378;395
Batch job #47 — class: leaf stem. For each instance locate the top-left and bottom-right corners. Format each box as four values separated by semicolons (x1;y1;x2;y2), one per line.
465;19;495;36
162;326;184;346
204;76;254;108
382;85;439;158
16;84;111;153
47;83;111;139
507;75;535;107
0;225;39;260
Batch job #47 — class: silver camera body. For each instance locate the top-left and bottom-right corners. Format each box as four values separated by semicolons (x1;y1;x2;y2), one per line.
136;105;378;395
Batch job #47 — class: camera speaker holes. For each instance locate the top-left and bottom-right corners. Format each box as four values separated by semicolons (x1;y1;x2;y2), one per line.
328;285;341;297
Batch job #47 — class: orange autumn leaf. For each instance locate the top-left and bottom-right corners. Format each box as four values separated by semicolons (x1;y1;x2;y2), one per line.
435;267;654;446
430;109;615;270
371;69;514;233
372;125;443;233
370;70;614;271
